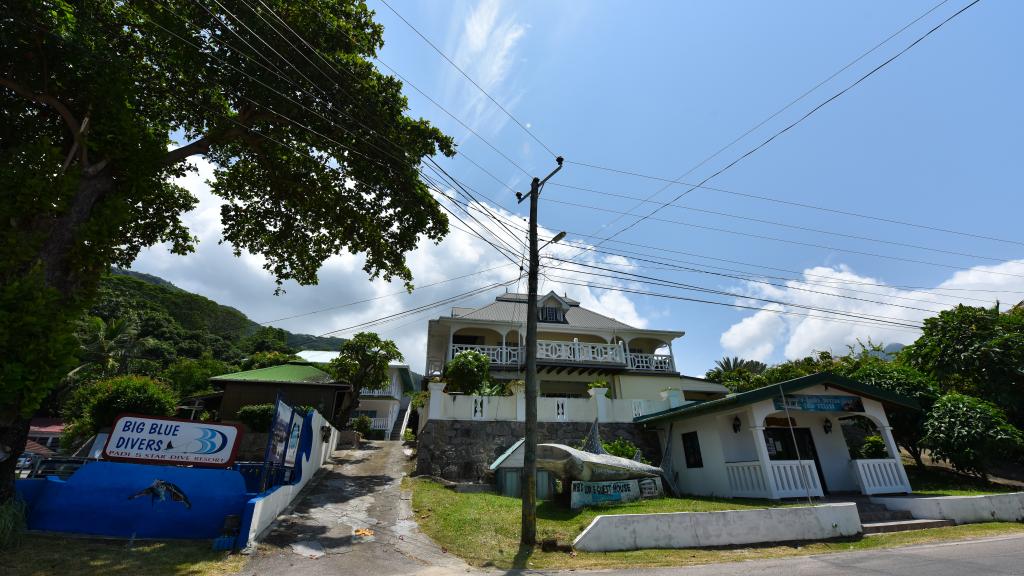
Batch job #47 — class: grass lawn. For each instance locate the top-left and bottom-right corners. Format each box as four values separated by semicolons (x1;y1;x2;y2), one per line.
408;478;1024;570
6;534;246;576
905;464;1023;496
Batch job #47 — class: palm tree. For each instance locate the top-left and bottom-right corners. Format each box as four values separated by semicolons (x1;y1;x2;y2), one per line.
714;356;767;375
67;315;146;380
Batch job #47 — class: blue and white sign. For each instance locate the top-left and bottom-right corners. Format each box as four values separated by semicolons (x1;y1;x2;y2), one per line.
773;394;865;413
570;477;663;509
103;414;242;467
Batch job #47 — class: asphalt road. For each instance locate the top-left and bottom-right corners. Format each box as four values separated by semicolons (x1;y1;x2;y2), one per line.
239;443;1024;576
557;534;1024;576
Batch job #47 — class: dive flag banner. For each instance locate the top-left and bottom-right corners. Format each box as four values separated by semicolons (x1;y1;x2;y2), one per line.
103;414;242;467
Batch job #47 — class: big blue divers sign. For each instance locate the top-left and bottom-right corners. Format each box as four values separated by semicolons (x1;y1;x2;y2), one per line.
103;414;242;467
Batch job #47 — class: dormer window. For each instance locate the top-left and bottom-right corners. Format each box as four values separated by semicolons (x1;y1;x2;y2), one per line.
539;306;565;323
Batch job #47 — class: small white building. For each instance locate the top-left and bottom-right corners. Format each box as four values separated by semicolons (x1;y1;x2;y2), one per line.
296;350;418;438
636;373;917;499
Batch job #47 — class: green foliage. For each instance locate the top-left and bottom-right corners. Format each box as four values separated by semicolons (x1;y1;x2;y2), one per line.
857;436;888;459
848;361;937;465
236;404;276;433
602;437;649;464
402;429;416;443
923;393;1024;478
240;351;300;371
352;415;372;436
443;350;491;393
293;405;317;417
588;380;609;389
62;376;177;447
409;392;429;411
0;499;26;551
904;304;1024;425
705;356;767;382
160;354;236;397
240;327;294;355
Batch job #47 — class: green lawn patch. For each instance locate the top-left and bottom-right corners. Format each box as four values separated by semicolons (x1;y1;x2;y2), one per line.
408;478;1024;570
906;464;1022;496
6;534;246;576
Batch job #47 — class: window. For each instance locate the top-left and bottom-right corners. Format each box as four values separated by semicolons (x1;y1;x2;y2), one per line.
538;306;564;322
681;431;703;469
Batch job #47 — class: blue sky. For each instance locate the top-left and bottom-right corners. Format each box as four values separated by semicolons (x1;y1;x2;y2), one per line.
135;0;1023;376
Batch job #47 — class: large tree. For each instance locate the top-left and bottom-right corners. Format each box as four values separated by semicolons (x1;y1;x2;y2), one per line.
328;332;402;427
0;1;453;502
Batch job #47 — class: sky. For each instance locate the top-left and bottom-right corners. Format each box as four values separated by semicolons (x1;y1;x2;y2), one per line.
133;0;1024;377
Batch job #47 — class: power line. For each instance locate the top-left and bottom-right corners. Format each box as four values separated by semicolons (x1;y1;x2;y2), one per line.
566;0;983;256
543;196;1024;279
377;0;559;158
548;180;1023;251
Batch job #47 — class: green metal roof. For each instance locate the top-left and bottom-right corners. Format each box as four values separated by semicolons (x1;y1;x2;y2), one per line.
489;438;525;470
634;371;920;425
210;361;338;386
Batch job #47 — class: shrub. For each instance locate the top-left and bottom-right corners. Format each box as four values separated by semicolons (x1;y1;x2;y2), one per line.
857;435;888;459
237;403;276;432
0;499;26;551
443;350;490;393
923;392;1024;478
602;437;649;464
62;375;177;448
402;429;416;443
352;414;372;436
409;391;429;411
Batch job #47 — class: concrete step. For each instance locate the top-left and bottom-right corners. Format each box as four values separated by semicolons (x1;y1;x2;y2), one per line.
388;408;408;441
863;519;956;534
859;509;915;523
855;502;888;513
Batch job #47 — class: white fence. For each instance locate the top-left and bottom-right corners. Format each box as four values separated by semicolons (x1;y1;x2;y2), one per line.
726;461;770;498
628;353;675;372
853;459;908;495
770;460;823;498
448;342;675;372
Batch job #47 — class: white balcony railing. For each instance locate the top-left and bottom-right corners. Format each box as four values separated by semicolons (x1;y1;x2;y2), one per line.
853;458;909;495
627;353;675;372
536;340;626;364
726;461;770;498
770;460;823;498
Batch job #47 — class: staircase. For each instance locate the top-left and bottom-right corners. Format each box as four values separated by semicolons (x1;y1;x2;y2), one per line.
389;407;408;441
854;499;955;534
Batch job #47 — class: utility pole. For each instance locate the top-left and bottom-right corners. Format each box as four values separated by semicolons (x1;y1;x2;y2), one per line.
517;156;563;546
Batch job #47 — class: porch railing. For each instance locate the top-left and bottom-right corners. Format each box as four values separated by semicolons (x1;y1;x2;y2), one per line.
769;460;823;498
627;353;675;372
725;461;769;498
852;458;908;495
451;343;516;365
536;340;625;364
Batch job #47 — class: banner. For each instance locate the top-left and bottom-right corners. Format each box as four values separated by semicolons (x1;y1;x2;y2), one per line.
264;398;294;466
570;477;663;509
773;394;864;413
283;413;304;468
103;414;241;467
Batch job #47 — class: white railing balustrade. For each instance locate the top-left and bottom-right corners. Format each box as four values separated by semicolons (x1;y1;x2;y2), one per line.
853;459;908;495
769;460;823;498
451;344;516;365
369;417;390;431
536;340;625;363
726;461;769;498
627;353;676;372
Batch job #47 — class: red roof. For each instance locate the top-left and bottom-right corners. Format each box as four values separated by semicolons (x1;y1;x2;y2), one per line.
29;418;65;434
25;439;55;457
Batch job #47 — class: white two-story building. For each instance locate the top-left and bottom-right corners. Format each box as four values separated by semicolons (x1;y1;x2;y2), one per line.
424;291;727;403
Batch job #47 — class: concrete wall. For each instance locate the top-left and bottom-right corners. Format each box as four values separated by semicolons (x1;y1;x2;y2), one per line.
871;492;1024;524
416;419;660;481
619;374;686;401
573;503;861;552
239;409;339;547
663;412;732;498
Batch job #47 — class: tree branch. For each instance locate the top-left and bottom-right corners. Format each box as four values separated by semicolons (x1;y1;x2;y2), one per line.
0;78;82;137
163;108;274;167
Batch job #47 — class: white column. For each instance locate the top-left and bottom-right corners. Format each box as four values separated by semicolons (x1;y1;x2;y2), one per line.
515;388;526;422
428;381;446;420
750;425;779;499
879;425;913;493
589;387;609;422
447;324;454;362
668;342;676;372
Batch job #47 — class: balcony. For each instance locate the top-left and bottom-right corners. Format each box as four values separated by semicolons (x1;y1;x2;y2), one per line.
449;342;676;373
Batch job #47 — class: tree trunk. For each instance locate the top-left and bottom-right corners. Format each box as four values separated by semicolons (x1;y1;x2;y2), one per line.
334;387;361;429
0;416;31;505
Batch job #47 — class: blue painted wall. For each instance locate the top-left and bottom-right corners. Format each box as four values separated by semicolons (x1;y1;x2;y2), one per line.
17;461;250;539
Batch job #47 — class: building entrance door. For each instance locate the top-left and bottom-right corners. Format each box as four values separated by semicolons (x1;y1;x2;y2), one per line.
764;427;828;494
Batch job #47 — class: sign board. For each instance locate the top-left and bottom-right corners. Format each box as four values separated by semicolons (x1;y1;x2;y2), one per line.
266;399;293;466
570;477;664;509
773;394;864;413
283;414;303;468
103;414;241;467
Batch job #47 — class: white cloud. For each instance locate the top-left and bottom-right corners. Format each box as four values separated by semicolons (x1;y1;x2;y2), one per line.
132;158;652;372
718;261;1024;363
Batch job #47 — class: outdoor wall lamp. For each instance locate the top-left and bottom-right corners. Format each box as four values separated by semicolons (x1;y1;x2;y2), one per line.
732;416;741;433
823;418;833;434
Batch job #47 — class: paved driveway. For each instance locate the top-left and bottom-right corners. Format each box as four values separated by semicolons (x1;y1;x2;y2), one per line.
241;440;469;576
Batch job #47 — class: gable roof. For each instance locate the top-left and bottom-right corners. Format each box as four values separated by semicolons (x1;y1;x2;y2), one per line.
211;361;338;386
452;298;636;330
634;372;920;425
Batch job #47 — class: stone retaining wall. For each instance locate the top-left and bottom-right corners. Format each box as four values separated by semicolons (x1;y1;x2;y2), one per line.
415;419;660;481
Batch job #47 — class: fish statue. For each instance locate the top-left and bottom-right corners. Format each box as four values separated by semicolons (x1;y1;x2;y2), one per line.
128;479;192;509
